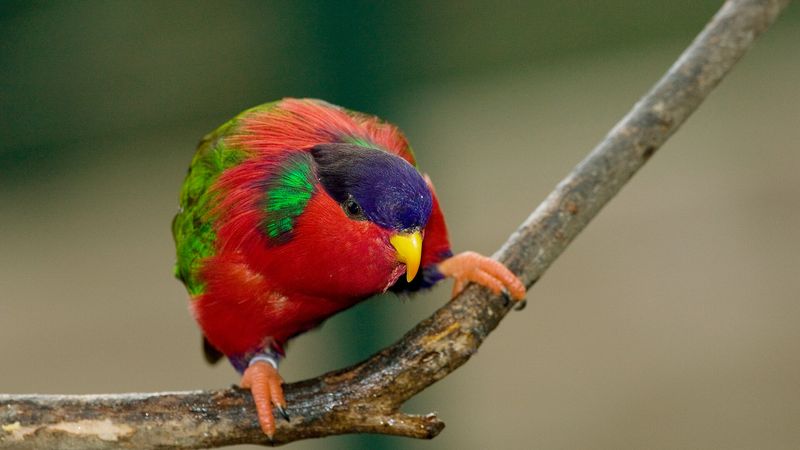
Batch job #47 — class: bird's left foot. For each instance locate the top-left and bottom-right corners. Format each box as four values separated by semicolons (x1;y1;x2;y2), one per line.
438;251;526;301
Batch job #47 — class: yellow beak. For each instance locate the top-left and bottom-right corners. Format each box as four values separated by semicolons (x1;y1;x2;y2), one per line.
390;231;423;282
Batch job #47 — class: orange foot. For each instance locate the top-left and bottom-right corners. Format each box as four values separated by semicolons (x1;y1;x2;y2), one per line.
438;251;526;302
240;361;289;438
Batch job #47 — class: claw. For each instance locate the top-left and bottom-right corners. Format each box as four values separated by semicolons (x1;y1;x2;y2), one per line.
501;289;512;306
276;404;291;422
501;289;528;311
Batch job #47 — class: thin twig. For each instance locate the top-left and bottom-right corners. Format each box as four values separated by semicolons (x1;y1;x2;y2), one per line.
0;0;791;448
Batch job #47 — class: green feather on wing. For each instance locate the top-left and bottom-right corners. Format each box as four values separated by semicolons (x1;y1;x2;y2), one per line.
172;102;280;296
172;133;247;296
261;152;316;244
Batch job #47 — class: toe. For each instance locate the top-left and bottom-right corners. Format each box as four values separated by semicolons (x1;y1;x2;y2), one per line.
451;278;466;298
268;372;286;412
467;268;505;295
251;377;276;437
480;260;526;300
240;370;252;388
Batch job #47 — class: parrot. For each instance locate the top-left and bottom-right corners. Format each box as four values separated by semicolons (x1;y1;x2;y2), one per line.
172;98;525;437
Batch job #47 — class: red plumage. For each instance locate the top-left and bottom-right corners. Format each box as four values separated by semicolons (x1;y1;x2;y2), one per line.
230;99;415;162
186;99;451;358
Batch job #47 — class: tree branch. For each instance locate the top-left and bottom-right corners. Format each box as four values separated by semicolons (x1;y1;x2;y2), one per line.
1;0;791;448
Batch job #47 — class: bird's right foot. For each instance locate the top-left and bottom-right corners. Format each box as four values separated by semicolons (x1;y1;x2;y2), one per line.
240;360;287;438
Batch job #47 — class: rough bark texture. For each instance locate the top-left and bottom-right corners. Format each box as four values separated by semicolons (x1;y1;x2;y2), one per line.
0;0;791;448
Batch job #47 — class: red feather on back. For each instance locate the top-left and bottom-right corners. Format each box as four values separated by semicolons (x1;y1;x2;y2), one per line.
230;98;416;165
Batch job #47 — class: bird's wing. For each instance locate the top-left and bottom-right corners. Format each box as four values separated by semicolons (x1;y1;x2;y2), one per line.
172;103;278;295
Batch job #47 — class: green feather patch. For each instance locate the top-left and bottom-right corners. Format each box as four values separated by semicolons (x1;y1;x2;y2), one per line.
262;153;316;244
173;131;248;296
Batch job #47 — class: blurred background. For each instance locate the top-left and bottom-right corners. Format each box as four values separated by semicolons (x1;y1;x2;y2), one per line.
2;1;799;449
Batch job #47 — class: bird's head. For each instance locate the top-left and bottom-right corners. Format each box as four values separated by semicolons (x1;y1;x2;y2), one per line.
310;143;432;283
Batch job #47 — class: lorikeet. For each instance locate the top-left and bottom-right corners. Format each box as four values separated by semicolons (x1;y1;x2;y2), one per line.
172;98;525;437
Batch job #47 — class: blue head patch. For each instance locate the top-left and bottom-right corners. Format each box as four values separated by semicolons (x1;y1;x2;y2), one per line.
311;144;432;231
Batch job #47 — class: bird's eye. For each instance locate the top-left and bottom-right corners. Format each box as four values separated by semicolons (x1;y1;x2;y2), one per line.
343;196;366;220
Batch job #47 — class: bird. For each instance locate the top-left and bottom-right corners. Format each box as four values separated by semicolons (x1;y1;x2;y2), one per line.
172;98;525;438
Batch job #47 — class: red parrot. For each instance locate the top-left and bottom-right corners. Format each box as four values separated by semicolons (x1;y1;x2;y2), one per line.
172;98;525;437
